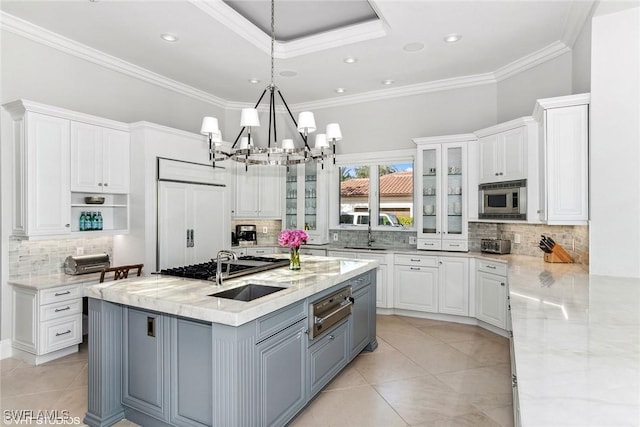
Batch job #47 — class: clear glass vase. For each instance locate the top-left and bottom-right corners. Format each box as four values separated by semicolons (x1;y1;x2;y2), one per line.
290;246;301;270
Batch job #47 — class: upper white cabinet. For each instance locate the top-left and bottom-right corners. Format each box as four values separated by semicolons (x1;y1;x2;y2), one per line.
475;118;534;184
70;122;130;194
414;135;473;252
4;102;71;237
534;94;590;225
284;162;329;244
233;164;282;218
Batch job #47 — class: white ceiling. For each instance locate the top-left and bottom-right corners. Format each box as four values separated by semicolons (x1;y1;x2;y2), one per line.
1;0;595;107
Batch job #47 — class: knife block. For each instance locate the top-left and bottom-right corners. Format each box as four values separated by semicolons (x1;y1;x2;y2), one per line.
544;243;573;263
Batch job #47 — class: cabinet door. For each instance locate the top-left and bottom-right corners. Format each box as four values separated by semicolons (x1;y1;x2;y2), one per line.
123;308;168;421
394;265;438;312
350;285;372;358
234;166;260;217
190;185;227;265
27;113;71;235
501;127;526;181
478;135;498;182
258;167;282;218
158;182;189;269
308;322;349;397
418;145;441;240
442;143;466;242
376;264;388;308
475;271;507;329
258;320;306;427
70;122;102;192
102;128;130;194
545;105;589;224
438;257;469;316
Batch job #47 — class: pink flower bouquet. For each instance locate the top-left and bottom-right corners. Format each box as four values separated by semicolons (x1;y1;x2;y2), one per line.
278;229;309;248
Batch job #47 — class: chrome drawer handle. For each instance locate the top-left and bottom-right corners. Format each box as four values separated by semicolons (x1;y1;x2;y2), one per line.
486;265;496;269
54;307;71;312
410;258;421;262
54;291;71;296
56;330;72;337
410;267;421;271
328;334;335;340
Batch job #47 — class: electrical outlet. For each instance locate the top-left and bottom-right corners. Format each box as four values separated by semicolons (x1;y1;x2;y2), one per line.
409;236;417;245
262;226;268;234
333;232;339;242
76;247;84;256
514;233;521;244
572;239;576;251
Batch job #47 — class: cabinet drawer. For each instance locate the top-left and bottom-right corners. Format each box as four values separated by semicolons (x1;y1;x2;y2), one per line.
40;284;82;305
299;248;326;256
349;272;372;292
417;239;442;251
442;241;468;252
308;321;348;397
40;315;82;354
327;251;357;259
356;252;387;264
39;299;82;322
477;260;508;276
256;301;306;343
394;253;438;267
246;247;275;256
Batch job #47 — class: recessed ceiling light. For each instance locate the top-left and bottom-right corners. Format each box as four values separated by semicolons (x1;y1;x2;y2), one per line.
382;79;394;85
444;33;462;43
248;78;261;84
403;42;424;52
335;88;346;94
160;33;179;42
279;70;297;77
343;57;358;64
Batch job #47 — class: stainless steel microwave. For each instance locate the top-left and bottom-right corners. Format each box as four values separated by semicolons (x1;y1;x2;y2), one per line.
479;179;527;220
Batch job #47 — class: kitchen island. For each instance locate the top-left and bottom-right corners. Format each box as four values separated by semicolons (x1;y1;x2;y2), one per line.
83;255;378;427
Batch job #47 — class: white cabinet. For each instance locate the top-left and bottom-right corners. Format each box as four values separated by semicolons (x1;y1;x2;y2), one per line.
70;121;130;194
394;263;439;312
284;162;329;244
233;164;282;218
477;125;527;183
4;103;71;237
534;94;590;225
11;283;84;365
414;135;472;252
438;256;469;316
327;250;390;308
157;158;229;269
475;259;508;330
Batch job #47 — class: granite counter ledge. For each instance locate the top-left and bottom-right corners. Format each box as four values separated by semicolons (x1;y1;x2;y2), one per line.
84;255;378;326
8;271;103;290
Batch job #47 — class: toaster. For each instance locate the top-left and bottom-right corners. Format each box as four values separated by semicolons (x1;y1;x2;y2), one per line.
64;254;110;275
480;239;511;254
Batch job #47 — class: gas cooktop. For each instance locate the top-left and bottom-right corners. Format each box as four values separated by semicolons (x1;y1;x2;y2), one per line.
159;256;290;282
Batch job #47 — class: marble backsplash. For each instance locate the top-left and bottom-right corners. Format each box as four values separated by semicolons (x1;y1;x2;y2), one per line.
231;219;282;246
469;222;589;265
8;236;114;278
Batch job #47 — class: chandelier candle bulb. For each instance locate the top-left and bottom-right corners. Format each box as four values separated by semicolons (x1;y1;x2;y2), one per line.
282;139;295;150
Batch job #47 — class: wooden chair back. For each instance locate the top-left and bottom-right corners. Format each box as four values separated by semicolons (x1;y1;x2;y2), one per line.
99;264;144;283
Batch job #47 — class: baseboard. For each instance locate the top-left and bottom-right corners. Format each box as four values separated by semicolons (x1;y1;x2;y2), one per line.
0;338;13;359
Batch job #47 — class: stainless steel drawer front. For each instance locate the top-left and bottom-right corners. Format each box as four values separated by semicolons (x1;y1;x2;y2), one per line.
309;287;353;339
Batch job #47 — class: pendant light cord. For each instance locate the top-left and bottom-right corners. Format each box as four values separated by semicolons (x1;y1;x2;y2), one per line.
270;0;275;89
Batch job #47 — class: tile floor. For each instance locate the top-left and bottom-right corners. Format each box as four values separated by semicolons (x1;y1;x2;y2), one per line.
0;315;513;427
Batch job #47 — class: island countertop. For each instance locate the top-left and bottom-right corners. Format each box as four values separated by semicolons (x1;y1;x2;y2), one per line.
84;255;377;326
507;255;640;426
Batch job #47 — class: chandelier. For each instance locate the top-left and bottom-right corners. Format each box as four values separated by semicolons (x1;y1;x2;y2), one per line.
200;0;342;168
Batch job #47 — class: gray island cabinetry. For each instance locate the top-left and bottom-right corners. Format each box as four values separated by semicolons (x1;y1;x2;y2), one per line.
83;257;377;427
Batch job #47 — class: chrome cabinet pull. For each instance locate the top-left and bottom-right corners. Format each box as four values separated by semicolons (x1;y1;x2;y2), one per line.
486;265;496;269
56;330;72;337
410;267;421;271
54;307;71;313
328;334;335;340
54;291;71;296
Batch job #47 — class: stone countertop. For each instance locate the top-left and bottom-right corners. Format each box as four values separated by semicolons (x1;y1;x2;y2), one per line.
506;255;640;426
8;272;103;290
84;255;377;326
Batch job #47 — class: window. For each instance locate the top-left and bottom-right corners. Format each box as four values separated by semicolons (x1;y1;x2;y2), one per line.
339;161;414;228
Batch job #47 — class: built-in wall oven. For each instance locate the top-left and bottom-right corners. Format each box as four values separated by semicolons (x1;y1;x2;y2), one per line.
479;179;527;220
308;287;353;339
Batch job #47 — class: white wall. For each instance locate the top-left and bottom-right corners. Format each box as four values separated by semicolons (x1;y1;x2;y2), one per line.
589;5;640;278
496;53;573;122
572;11;592;94
0;31;225;135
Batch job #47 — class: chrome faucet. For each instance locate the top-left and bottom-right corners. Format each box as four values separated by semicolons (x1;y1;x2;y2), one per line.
215;250;237;286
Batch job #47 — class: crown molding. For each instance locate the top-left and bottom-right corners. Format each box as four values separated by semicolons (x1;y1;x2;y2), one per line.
494;40;571;82
189;0;387;59
0;11;228;109
291;73;496;111
413;133;477;145
533;92;591;120
474;116;536;138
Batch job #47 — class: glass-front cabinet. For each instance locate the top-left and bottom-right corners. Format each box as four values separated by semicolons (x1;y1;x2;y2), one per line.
414;135;472;252
283;162;329;244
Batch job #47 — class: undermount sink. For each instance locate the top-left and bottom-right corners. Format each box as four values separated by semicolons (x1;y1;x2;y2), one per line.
208;284;286;302
343;246;387;251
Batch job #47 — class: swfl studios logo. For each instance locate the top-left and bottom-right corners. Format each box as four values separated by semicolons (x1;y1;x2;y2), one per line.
3;410;82;425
